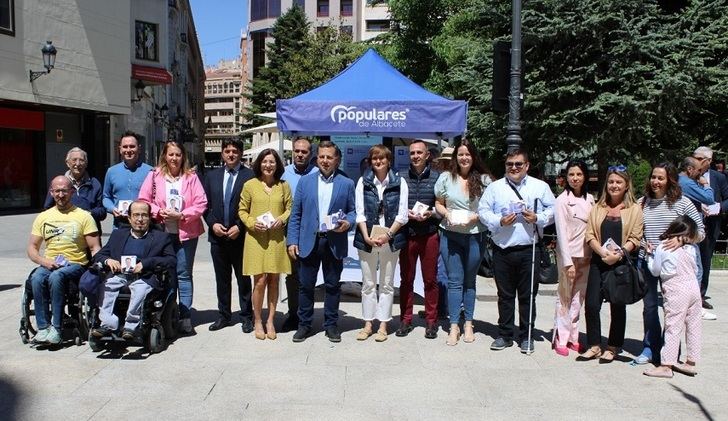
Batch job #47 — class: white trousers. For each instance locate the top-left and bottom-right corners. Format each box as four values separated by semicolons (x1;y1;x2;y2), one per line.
358;246;400;322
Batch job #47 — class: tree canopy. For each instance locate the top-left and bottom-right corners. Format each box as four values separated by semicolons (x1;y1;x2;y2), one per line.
385;0;728;172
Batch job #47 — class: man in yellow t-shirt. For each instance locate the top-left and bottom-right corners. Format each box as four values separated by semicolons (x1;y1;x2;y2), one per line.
27;176;100;344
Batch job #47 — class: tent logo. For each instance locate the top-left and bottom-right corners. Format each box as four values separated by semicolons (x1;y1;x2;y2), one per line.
330;105;408;128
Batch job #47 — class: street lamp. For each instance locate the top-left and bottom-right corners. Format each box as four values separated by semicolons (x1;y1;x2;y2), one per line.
131;80;146;102
29;41;58;82
505;0;523;153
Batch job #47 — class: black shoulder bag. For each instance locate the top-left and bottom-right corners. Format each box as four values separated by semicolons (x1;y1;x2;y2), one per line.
506;181;558;284
600;247;646;305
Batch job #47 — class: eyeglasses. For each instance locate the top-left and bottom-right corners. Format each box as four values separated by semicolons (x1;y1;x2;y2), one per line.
50;189;71;194
608;164;627;172
130;213;150;220
505;162;525;169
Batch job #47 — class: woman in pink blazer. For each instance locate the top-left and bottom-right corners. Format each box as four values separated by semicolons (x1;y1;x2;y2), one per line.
139;140;208;334
552;160;594;356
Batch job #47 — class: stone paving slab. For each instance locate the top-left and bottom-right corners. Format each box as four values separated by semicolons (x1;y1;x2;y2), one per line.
0;213;726;420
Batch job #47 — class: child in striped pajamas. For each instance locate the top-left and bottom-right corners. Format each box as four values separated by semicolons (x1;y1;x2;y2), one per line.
644;215;702;378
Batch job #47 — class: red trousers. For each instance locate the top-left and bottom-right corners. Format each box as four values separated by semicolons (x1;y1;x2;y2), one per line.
398;232;440;325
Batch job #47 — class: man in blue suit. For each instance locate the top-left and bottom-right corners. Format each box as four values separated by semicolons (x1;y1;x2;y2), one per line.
693;146;728;314
203;138;255;332
287;141;356;342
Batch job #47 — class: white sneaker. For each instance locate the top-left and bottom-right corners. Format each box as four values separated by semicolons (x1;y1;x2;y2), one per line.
33;327;50;343
702;309;717;320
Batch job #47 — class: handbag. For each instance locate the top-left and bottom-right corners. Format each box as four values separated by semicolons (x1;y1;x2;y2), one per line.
506;181;557;284
600;249;646;305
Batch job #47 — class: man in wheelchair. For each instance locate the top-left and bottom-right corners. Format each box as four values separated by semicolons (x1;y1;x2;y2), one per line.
91;200;176;340
26;176;101;344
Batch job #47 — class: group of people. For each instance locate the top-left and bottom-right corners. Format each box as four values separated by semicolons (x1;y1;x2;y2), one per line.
26;134;724;379
552;147;726;378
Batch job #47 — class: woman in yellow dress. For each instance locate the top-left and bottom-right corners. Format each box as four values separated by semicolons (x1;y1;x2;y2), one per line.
239;149;292;340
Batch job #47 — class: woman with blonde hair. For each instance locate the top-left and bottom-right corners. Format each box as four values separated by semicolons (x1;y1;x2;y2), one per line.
582;166;643;361
139;140;208;334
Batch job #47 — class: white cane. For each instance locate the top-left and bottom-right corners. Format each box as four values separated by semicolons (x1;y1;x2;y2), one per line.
526;198;539;355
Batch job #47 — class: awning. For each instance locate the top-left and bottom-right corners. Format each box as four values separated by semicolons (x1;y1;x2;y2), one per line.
242;121;278;133
243;139;292;157
132;64;173;85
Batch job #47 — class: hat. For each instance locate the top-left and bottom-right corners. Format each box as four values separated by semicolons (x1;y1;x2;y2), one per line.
436;147;454;162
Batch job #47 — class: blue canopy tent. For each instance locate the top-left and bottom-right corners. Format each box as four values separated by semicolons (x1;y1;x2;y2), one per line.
276;49;467;139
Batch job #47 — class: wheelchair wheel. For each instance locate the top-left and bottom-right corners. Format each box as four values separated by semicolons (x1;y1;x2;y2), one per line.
19;285;36;344
162;299;179;339
88;333;103;352
77;292;95;340
147;324;166;354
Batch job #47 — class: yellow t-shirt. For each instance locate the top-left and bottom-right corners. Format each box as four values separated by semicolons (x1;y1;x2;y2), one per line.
31;206;97;265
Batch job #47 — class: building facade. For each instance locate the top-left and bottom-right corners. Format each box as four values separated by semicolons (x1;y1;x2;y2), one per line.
110;0;205;169
203;58;244;166
0;0;130;212
247;0;390;77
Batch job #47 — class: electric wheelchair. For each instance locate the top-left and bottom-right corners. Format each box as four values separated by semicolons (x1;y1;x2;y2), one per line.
85;262;179;354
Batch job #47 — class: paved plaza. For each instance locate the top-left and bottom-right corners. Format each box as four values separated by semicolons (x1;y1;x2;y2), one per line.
0;213;725;420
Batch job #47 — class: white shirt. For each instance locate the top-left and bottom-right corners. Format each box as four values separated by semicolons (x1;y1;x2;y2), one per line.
478;175;555;248
222;163;242;200
317;172;336;227
355;174;409;226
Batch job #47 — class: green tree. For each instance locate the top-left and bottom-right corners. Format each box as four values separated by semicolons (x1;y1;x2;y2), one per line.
245;5;311;127
245;7;367;128
386;0;728;177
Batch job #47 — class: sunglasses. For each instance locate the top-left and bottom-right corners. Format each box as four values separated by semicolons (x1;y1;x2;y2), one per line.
505;162;525;169
608;164;627;172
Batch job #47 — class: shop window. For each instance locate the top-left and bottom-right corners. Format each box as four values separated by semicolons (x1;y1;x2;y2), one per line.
135;21;158;61
0;0;14;36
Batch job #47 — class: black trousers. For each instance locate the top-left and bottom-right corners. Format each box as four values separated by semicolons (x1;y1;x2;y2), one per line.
493;246;539;341
585;260;626;347
210;241;252;321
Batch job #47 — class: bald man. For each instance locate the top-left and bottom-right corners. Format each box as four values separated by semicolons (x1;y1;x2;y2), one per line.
27;176;101;344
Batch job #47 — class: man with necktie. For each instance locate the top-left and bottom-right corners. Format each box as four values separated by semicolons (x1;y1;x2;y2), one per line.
203;139;255;332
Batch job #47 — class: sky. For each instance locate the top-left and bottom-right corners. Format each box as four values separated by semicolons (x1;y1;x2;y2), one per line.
190;0;248;67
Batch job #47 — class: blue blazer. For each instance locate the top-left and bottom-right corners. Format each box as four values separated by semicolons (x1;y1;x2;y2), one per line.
202;165;254;244
287;170;356;260
706;169;728;241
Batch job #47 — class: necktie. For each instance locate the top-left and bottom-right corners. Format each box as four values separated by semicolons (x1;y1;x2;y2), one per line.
223;168;235;227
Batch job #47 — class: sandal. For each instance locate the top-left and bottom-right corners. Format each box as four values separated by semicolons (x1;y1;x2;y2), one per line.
599;346;619;364
580;346;602;360
446;326;460;346
356;329;372;341
374;330;388;342
673;362;698;377
643;366;674;378
463;323;475;343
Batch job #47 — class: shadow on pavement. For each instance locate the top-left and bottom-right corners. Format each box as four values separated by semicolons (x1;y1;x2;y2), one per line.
0;376;21;420
0;284;21;292
670;384;714;421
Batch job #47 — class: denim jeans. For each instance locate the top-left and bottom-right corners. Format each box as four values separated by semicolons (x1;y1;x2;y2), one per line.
638;257;662;360
174;236;199;319
440;230;485;323
30;264;85;329
436;254;448;317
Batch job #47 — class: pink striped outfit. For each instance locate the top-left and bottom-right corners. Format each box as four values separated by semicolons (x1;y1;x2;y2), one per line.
648;244;702;365
552;191;594;347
